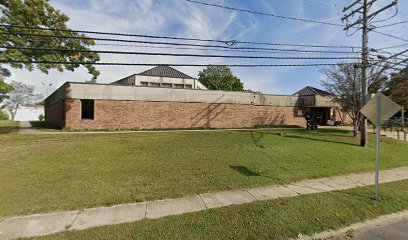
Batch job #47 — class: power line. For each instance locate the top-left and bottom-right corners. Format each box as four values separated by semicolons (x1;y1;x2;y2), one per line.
371;30;408;42
375;43;408;50
369;49;408;67
0;60;352;67
368;1;399;24
0;24;228;45
0;32;362;54
371;56;408;70
0;24;357;49
373;20;407;29
366;57;404;70
370;48;408;59
185;0;343;27
370;54;408;63
0;45;361;60
94;43;360;55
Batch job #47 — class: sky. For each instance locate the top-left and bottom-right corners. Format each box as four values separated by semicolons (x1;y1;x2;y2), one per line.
6;0;408;99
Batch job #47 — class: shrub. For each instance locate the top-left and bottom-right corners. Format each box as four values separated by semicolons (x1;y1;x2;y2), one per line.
0;110;9;120
38;113;44;121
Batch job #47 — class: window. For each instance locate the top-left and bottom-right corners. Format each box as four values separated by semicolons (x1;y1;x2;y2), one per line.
174;84;184;89
150;82;160;87
185;84;192;89
140;81;148;87
162;83;172;88
81;99;94;120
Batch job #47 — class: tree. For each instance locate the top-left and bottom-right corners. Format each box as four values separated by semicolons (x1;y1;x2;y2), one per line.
0;0;100;81
321;63;388;137
384;67;408;109
0;77;12;119
198;65;244;91
2;81;42;120
0;68;12;119
0;77;12;102
0;109;8;120
0;67;13;103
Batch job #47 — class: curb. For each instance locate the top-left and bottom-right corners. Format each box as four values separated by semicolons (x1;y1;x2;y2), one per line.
300;210;408;240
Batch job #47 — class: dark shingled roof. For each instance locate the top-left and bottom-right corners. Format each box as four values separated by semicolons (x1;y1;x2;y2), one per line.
293;86;334;96
137;65;194;79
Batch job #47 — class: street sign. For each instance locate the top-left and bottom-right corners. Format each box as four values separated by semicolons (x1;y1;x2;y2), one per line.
360;92;401;201
360;92;401;125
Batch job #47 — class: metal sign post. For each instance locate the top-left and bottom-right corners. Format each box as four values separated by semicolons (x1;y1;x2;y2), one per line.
375;94;381;201
360;92;401;201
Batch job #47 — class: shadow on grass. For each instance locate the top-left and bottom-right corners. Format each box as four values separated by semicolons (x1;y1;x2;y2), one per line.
29;121;61;131
283;134;359;147
249;128;360;148
229;165;293;185
317;128;353;136
0;125;18;134
0;121;19;134
230;166;261;176
250;131;266;148
249;130;291;148
230;163;380;200
337;187;380;201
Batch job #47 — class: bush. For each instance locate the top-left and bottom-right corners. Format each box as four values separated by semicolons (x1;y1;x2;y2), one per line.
38;113;44;121
0;110;9;120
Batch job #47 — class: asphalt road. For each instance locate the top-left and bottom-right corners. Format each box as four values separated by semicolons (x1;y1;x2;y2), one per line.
356;218;408;240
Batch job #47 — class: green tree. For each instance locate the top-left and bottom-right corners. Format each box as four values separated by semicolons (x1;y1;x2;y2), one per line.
0;68;13;103
0;0;100;82
198;65;244;91
384;67;408;109
0;110;8;120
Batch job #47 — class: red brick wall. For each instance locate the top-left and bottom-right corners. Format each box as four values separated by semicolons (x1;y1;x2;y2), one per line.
333;108;353;124
64;99;306;130
45;100;65;128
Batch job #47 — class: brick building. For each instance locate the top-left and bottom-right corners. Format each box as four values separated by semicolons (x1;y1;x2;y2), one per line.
45;84;344;130
44;66;343;130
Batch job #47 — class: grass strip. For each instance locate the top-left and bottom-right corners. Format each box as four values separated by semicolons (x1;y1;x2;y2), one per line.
35;180;408;240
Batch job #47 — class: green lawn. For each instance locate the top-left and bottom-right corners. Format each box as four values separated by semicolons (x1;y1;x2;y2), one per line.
0;120;19;134
35;180;408;240
1;120;408;218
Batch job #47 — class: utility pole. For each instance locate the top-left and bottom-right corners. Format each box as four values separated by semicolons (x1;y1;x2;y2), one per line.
361;0;369;147
342;0;398;147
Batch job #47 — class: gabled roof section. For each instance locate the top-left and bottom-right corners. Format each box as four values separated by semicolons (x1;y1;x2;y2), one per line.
137;65;194;79
293;86;334;96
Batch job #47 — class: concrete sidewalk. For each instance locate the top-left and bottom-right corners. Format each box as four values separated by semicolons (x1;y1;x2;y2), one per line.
18;125;300;135
375;130;407;142
321;125;407;142
1;167;408;239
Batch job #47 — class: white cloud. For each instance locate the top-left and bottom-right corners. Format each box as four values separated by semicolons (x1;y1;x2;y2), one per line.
8;0;255;92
